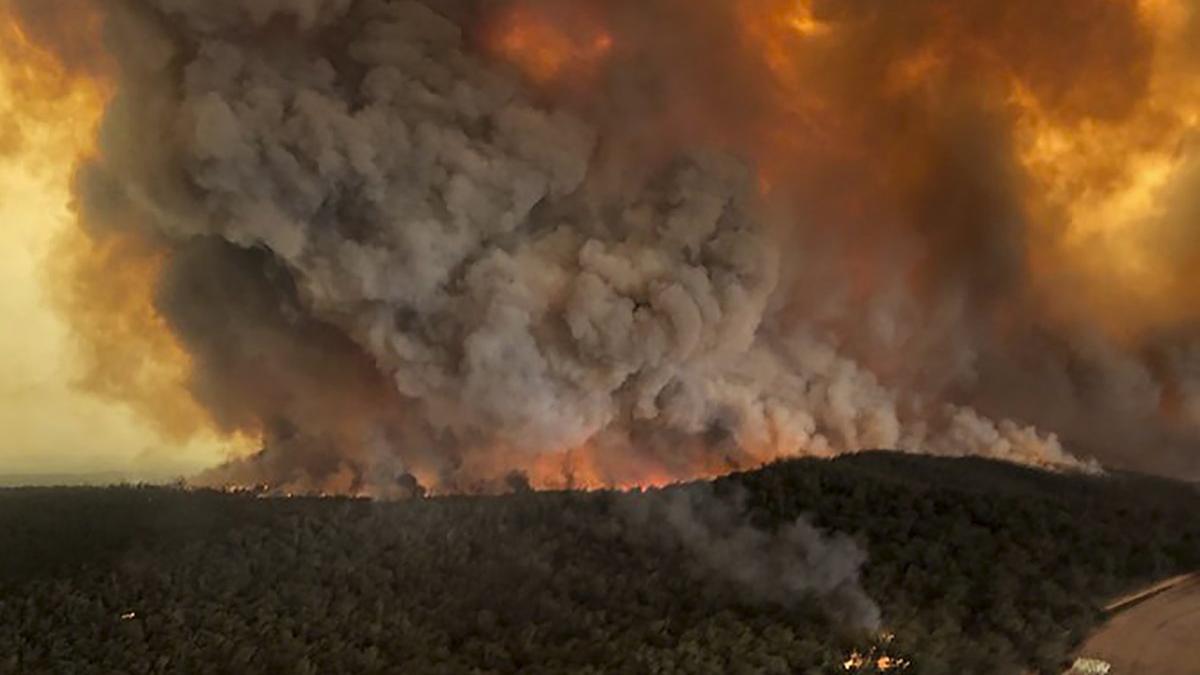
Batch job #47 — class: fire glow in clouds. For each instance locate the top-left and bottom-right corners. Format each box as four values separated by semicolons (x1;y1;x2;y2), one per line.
3;0;1200;493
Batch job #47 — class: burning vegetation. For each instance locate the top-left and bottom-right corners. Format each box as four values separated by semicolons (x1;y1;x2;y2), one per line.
3;0;1200;495
5;2;1200;672
2;453;1199;673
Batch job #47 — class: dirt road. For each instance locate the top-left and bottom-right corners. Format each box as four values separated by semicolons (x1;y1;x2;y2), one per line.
1070;574;1200;674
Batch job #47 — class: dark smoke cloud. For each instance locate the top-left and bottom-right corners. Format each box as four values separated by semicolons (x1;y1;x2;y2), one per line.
20;0;1200;489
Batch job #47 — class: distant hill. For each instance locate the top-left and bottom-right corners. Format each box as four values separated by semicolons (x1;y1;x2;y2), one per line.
1;452;1197;674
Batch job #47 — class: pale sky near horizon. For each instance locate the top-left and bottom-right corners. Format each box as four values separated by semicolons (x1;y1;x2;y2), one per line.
0;66;233;480
0;156;230;479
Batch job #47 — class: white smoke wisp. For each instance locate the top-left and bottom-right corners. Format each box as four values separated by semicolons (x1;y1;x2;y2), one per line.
64;0;1096;494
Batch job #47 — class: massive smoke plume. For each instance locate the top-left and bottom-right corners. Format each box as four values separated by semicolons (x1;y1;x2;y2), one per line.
9;0;1200;491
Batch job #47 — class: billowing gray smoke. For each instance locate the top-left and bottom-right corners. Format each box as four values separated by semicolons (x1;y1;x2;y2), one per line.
63;0;1097;493
620;483;882;631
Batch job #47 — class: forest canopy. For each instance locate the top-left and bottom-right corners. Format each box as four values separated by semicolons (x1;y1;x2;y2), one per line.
1;452;1198;674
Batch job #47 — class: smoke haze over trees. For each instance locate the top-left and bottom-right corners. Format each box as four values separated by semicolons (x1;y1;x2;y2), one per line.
2;453;1198;674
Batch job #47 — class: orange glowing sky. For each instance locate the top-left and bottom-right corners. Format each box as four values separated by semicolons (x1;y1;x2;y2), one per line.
3;0;1200;485
1015;0;1200;341
493;0;1200;344
0;11;242;479
488;3;614;85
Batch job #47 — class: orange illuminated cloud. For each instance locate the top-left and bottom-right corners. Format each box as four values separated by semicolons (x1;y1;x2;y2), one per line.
0;2;255;474
488;3;614;85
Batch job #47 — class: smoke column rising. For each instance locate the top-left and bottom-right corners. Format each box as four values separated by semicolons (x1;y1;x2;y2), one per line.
8;0;1200;492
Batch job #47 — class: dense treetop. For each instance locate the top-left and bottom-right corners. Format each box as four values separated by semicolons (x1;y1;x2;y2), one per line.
1;452;1197;674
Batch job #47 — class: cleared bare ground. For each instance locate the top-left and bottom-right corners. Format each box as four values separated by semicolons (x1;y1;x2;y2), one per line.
1070;574;1200;675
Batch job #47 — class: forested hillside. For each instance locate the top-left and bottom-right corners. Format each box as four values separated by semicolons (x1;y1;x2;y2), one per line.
1;452;1197;674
